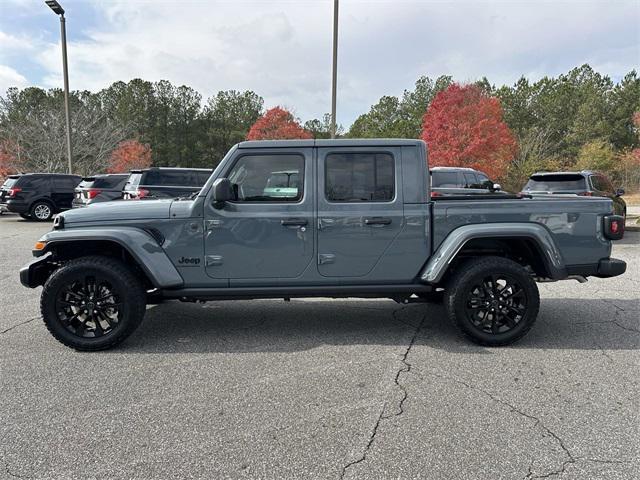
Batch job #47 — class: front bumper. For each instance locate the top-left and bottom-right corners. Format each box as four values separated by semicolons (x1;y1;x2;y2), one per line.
20;253;55;288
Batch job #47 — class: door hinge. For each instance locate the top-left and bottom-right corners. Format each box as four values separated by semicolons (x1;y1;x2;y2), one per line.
206;219;224;231
318;254;336;265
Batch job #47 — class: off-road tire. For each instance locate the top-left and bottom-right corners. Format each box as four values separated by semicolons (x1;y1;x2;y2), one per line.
30;201;54;221
41;255;147;351
444;256;540;346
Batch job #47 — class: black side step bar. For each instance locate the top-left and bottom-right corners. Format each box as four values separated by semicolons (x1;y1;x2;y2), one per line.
161;284;432;301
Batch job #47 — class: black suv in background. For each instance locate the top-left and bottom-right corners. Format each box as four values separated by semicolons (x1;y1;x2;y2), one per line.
122;167;213;200
430;167;503;197
0;173;81;221
0;175;22;215
522;171;626;217
72;174;129;208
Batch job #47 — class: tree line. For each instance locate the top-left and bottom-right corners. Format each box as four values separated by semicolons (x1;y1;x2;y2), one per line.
1;64;638;190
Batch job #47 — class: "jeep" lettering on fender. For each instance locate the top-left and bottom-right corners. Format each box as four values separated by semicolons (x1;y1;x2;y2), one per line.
177;256;201;265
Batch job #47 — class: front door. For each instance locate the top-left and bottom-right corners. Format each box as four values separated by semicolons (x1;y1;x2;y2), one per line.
204;148;315;281
317;147;404;278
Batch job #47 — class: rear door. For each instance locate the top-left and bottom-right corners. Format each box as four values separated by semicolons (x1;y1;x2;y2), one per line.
51;176;80;209
317;147;403;278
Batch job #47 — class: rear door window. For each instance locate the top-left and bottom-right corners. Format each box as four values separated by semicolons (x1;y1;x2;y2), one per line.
523;175;587;192
91;176;128;189
143;170;193;186
325;152;394;202
431;171;460;188
463;173;477;188
53;177;80;190
21;176;50;190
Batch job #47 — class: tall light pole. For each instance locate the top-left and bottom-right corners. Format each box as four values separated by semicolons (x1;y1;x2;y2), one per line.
45;0;73;174
330;0;339;139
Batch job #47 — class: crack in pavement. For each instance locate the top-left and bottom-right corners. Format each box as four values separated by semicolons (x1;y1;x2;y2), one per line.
572;299;640;335
0;316;39;335
339;311;426;479
420;371;576;479
3;446;29;479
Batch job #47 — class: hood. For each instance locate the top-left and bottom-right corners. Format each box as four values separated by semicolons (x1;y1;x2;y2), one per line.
60;199;173;224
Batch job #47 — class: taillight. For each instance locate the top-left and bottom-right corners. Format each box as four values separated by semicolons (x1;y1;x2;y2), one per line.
136;188;150;199
430;191;442;198
8;187;21;197
87;189;101;199
578;191;593;196
603;215;624;240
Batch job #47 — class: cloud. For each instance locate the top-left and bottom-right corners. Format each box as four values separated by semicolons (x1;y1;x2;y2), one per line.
0;65;28;94
4;0;640;125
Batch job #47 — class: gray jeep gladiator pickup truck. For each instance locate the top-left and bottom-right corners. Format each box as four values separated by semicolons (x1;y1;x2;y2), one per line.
20;139;626;351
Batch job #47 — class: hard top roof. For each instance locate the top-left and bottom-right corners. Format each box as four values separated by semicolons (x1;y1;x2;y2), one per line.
16;172;80;177
237;139;425;149
430;167;477;172
531;171;595;177
129;167;213;173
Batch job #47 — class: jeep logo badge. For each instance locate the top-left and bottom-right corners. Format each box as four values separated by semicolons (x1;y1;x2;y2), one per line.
177;256;201;265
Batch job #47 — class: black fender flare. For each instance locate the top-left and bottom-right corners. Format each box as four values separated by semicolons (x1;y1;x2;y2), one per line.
420;223;567;284
27;227;183;289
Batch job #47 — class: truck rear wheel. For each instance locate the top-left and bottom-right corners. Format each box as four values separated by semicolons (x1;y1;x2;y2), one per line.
444;256;540;346
40;255;146;351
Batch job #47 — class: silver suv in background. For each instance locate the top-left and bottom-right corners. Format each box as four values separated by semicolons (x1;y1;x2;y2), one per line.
122;167;213;200
522;171;626;217
72;174;129;208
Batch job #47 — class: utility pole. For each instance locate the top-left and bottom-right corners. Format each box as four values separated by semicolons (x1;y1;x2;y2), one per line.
46;1;73;174
330;0;339;139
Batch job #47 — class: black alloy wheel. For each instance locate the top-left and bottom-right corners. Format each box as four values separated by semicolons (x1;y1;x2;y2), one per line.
41;256;146;350
464;273;527;335
444;256;540;346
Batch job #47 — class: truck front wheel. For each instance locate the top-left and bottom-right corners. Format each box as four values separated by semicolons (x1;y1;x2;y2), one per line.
444;256;540;346
40;256;147;351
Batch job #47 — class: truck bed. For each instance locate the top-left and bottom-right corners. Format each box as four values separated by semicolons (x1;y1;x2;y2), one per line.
431;196;613;267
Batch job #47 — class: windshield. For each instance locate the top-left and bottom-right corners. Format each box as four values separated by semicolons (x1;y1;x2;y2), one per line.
431;171;460;188
523;175;587;192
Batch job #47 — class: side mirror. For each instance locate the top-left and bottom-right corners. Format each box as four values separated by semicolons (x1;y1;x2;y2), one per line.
615;188;625;197
212;178;234;208
493;183;502;192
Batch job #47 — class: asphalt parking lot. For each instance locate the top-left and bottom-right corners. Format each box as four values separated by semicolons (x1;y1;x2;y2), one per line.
1;214;638;480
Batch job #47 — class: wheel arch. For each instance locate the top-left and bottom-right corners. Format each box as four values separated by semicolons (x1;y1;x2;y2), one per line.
421;223;568;284
32;228;184;289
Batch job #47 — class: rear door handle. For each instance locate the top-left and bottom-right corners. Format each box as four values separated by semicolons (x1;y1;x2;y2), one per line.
281;218;308;227
364;217;392;226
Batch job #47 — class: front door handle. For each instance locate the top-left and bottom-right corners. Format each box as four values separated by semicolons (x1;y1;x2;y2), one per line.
281;218;308;227
364;217;392;226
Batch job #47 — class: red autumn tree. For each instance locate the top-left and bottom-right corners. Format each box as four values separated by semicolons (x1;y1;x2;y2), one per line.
421;84;517;179
107;140;152;173
0;140;22;180
246;107;313;140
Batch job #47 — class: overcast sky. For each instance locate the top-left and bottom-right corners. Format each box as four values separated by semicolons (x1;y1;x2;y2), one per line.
0;0;638;126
